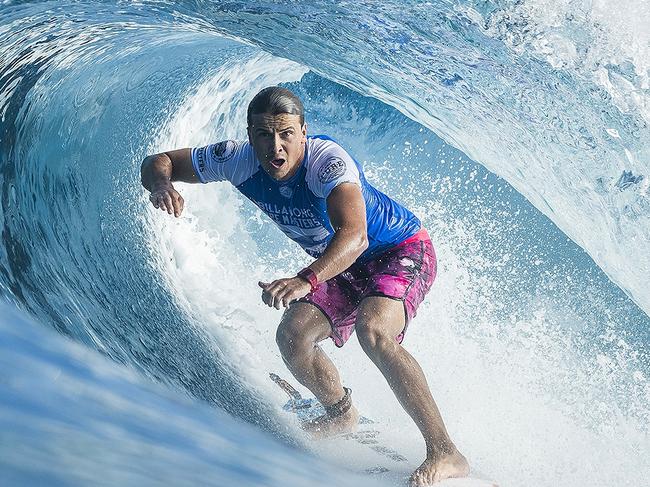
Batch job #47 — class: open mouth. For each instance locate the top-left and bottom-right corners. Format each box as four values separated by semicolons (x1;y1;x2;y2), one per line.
270;158;286;169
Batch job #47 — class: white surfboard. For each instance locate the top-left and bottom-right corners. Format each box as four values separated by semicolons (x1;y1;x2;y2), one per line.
269;373;497;487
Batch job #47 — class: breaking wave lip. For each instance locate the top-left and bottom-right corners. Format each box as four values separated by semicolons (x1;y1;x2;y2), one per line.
0;1;649;487
187;0;650;317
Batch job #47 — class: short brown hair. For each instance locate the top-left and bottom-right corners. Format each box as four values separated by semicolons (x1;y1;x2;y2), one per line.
247;86;305;126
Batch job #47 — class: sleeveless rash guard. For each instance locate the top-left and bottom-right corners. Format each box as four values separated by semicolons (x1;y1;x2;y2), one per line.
191;135;420;263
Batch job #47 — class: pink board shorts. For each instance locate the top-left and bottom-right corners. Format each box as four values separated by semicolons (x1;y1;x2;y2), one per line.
299;228;437;347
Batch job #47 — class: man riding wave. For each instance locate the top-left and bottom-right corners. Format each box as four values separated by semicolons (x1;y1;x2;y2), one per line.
140;86;469;486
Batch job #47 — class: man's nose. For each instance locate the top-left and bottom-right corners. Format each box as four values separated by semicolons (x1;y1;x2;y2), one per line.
272;133;284;154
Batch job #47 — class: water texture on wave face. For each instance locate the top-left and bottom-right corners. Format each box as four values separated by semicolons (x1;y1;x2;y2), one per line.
0;2;648;487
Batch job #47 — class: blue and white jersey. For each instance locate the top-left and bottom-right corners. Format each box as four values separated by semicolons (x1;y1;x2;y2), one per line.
191;135;420;263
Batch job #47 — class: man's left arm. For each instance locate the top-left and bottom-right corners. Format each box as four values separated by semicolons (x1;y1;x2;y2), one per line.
308;182;368;281
258;182;368;309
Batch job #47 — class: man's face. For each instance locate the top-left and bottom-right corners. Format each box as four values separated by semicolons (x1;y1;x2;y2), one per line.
248;113;307;181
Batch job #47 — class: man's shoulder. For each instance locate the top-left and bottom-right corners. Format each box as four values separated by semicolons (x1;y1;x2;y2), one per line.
305;135;356;169
304;135;361;198
307;134;346;153
212;138;252;156
192;139;258;185
194;139;253;162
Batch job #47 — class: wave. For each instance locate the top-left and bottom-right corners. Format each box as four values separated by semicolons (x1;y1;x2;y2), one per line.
0;301;376;487
1;1;648;486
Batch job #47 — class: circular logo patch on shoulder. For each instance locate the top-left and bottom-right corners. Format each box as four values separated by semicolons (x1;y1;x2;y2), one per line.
318;158;346;184
210;140;238;163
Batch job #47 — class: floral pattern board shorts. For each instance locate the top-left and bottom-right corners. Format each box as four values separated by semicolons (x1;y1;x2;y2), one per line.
299;228;436;347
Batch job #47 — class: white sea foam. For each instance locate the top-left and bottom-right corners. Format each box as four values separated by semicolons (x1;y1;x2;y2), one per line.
146;53;309;398
147;54;649;486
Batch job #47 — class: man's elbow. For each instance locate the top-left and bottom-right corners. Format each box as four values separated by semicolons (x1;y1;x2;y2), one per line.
356;230;369;255
335;226;368;258
140;155;154;187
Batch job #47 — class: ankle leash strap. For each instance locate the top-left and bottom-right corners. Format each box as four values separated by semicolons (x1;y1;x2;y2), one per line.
324;387;352;418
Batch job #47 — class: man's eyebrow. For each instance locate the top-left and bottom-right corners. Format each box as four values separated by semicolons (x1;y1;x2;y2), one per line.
254;125;295;132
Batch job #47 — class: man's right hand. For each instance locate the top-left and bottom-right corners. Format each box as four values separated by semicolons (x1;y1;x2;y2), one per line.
141;148;198;218
149;183;184;218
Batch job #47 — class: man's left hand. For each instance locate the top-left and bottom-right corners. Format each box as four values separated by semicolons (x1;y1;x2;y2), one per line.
258;277;312;309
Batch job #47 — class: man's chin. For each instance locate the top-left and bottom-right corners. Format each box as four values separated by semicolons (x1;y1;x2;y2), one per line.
263;165;292;181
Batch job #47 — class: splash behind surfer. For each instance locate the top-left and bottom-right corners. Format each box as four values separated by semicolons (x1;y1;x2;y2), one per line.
140;86;469;485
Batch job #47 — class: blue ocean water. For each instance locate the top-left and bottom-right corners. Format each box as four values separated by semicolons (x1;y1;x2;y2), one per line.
1;1;648;486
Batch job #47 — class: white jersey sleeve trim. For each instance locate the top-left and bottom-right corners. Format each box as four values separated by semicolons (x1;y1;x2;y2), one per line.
305;139;361;199
191;140;259;186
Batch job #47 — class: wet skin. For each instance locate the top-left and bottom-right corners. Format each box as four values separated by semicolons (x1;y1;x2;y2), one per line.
141;109;469;485
247;113;307;181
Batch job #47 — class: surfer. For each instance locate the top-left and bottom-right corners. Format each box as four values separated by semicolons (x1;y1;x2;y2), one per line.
140;86;469;485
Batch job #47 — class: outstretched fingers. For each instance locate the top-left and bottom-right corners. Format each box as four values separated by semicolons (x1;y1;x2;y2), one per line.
149;188;184;217
259;278;311;309
149;192;163;210
266;280;287;309
171;192;184;217
277;286;296;309
260;280;293;309
162;192;174;214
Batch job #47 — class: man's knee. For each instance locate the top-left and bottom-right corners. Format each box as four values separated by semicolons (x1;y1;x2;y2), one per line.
275;303;329;360
356;319;393;353
276;319;308;359
356;298;404;354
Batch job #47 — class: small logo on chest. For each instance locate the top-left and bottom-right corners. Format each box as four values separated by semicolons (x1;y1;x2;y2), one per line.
279;186;294;198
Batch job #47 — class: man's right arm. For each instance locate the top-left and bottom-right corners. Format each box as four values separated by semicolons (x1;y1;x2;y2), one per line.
140;148;199;218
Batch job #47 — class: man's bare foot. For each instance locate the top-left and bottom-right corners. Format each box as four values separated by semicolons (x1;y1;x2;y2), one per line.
409;449;470;486
301;405;359;439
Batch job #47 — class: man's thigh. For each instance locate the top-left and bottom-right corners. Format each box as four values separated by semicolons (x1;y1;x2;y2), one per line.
277;301;333;345
297;273;361;348
356;295;406;339
358;232;436;344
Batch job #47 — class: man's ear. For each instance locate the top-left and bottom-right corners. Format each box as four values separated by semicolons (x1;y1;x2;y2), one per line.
247;126;253;144
301;123;307;142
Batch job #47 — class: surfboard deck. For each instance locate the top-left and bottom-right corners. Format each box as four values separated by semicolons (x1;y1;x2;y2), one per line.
269;373;498;487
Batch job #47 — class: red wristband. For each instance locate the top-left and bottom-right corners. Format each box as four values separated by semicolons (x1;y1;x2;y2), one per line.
297;267;318;291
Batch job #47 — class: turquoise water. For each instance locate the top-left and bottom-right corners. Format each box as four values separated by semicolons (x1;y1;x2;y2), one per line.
1;2;648;486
